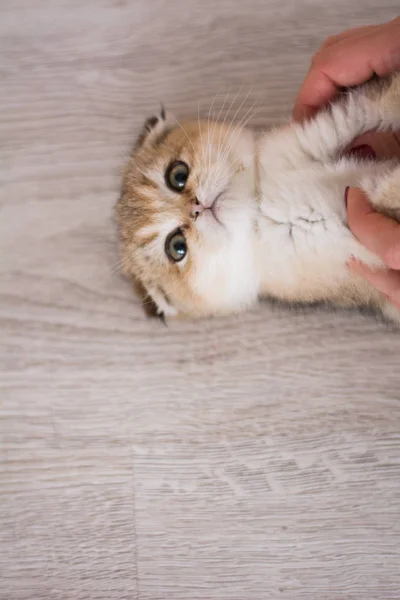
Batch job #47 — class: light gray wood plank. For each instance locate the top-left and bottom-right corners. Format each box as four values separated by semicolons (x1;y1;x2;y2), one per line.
0;445;137;600
134;437;400;599
1;0;400;598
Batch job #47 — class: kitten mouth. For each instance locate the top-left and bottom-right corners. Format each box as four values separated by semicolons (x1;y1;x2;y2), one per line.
193;190;226;225
210;191;225;224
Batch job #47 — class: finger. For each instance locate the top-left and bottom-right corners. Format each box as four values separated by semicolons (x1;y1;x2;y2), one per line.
349;259;400;307
293;23;400;121
293;31;373;122
292;104;317;122
322;24;379;49
293;68;338;121
346;131;400;161
346;188;400;270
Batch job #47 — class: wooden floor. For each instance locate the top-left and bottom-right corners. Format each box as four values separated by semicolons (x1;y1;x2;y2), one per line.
1;1;400;598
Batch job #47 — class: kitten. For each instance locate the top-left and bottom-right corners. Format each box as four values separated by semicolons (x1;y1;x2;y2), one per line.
116;74;400;322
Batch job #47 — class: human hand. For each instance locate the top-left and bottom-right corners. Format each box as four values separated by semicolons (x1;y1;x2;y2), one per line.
293;16;400;122
346;188;400;309
294;18;400;307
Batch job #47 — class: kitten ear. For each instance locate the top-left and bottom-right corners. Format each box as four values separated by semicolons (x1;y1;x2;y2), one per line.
135;105;171;150
147;285;178;321
132;277;177;322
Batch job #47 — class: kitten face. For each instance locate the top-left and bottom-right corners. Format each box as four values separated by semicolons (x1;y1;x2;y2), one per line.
116;110;259;318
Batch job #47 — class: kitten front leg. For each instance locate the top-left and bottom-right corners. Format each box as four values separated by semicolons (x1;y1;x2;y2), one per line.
295;73;400;163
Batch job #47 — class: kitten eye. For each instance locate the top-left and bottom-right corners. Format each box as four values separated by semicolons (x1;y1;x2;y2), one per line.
165;161;189;192
165;228;187;262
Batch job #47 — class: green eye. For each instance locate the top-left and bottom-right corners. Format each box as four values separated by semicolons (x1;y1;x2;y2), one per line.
165;228;187;262
165;161;189;192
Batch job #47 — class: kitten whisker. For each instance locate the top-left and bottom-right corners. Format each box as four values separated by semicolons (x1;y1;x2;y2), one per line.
170;115;197;157
215;88;237;176
206;94;218;140
198;101;207;166
206;94;220;186
213;92;254;180
107;253;137;276
216;87;244;158
221;104;258;169
213;103;258;187
206;89;239;197
209;90;234;197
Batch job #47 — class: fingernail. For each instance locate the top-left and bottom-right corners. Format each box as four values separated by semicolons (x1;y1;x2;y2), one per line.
347;257;368;272
347;255;356;268
347;144;376;160
344;186;350;209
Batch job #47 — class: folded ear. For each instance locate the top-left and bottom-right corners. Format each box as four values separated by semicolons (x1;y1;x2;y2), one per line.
132;276;177;322
147;285;178;320
135;105;172;151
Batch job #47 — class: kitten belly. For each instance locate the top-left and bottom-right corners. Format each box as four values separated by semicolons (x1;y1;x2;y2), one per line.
256;159;389;303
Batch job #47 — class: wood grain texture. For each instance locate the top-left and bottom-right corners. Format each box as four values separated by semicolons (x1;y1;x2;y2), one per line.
1;1;400;598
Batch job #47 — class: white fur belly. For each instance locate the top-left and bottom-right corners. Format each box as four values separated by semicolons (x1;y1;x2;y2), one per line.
257;159;389;301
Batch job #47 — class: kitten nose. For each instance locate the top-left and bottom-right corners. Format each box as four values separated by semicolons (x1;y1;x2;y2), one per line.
190;198;205;219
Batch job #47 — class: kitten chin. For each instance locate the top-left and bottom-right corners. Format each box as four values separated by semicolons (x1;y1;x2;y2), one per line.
117;74;400;323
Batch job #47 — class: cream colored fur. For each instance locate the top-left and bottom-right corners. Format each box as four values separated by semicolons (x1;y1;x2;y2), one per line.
116;74;400;322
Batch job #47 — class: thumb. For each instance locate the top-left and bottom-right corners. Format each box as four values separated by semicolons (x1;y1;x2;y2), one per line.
346;186;400;268
345;186;374;222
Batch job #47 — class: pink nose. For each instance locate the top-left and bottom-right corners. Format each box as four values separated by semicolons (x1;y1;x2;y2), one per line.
190;199;205;219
